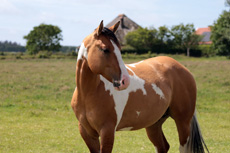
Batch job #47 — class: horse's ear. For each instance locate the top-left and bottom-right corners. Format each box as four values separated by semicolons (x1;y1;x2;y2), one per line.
109;21;120;33
96;20;104;36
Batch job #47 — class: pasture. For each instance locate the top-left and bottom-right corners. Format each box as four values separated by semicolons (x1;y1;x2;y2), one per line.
0;56;230;153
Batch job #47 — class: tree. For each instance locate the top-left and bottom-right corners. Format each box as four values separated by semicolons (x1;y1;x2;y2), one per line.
225;0;230;7
158;26;170;42
24;24;63;54
125;27;158;52
157;26;173;53
211;11;230;56
170;24;201;56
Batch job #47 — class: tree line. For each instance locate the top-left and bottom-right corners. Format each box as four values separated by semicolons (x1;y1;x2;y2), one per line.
0;40;76;53
0;41;26;52
124;24;203;56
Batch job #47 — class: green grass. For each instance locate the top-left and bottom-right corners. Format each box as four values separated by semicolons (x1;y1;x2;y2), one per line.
0;56;230;153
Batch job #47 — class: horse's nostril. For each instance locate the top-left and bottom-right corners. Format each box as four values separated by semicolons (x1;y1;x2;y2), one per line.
122;80;125;85
113;81;120;87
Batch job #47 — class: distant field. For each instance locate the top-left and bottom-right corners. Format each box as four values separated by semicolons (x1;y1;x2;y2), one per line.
0;56;230;153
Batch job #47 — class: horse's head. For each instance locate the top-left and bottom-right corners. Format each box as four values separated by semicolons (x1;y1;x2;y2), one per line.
77;20;130;91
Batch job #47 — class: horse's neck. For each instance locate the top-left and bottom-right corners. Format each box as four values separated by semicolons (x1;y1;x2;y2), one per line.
76;59;100;97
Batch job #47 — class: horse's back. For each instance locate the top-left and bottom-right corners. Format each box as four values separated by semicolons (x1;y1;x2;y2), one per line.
127;56;195;91
138;56;196;96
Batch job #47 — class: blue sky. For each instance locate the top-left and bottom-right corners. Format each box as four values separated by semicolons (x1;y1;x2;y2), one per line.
0;0;228;46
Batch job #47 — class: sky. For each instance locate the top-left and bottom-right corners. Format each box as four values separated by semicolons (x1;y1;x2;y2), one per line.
0;0;228;46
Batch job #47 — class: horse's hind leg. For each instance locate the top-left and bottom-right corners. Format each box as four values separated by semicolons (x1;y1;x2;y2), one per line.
145;116;169;153
78;123;100;153
170;100;195;152
174;114;209;153
174;118;192;153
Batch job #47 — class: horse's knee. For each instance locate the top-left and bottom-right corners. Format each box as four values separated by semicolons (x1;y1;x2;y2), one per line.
79;123;100;153
99;124;116;153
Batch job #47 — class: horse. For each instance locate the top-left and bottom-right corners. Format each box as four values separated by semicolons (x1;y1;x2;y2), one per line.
71;20;209;153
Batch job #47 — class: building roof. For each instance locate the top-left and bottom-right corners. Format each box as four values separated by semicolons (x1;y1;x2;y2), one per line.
106;14;140;45
196;27;211;35
195;27;212;45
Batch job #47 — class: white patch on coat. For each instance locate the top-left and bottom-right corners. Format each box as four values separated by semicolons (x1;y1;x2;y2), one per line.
154;146;159;153
126;66;147;95
100;66;147;130
179;137;191;153
110;40;129;79
119;127;133;131
136;111;141;117
128;61;144;68
100;41;148;130
151;84;165;99
77;43;88;61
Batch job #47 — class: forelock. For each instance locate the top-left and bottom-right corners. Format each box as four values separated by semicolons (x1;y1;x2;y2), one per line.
101;27;119;45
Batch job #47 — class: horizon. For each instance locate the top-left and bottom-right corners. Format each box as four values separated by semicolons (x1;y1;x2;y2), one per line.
0;0;228;46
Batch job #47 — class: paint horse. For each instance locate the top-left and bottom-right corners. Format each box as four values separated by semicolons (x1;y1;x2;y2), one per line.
71;20;209;153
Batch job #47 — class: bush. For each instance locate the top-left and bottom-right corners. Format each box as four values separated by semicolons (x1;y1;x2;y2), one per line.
67;51;77;57
121;45;137;54
121;46;149;54
15;52;23;59
198;45;217;57
36;51;52;58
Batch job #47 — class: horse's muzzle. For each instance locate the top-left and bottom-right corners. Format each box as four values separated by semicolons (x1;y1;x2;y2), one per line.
113;75;130;91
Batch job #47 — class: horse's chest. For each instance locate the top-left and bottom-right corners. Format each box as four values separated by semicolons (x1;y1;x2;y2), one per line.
76;93;117;129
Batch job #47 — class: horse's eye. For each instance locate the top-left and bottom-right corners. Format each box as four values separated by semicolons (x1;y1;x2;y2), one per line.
100;48;110;53
103;49;110;53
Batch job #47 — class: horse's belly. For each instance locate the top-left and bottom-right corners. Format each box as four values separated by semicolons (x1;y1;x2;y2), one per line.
116;91;170;131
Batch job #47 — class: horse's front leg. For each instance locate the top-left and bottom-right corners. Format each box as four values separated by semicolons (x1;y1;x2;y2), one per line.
99;123;116;153
79;123;100;153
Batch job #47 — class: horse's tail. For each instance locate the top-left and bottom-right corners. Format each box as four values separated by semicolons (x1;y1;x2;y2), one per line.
188;113;209;153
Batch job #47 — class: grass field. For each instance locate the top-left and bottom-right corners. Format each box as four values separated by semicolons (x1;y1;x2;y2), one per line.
0;55;230;153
